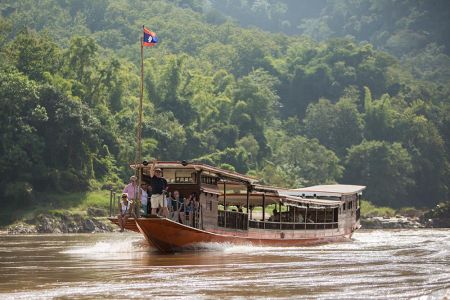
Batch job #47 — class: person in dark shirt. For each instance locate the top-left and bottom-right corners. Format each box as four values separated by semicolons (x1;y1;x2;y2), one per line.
149;160;168;217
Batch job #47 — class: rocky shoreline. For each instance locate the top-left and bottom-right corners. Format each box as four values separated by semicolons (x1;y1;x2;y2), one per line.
6;212;447;234
5;208;116;234
361;216;425;229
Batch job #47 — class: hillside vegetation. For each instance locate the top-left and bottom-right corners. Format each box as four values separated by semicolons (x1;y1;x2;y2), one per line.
0;0;449;224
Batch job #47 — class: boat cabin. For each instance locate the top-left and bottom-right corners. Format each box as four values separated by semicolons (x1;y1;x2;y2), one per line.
114;161;365;237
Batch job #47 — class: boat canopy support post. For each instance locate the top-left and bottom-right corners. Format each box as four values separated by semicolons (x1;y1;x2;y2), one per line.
262;193;266;229
223;181;227;228
332;208;334;229
315;208;318;230
305;204;308;230
279;201;282;230
246;185;250;228
109;190;113;217
293;205;296;224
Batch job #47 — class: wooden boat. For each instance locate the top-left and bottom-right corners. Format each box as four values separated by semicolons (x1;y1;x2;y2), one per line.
108;161;365;253
108;217;139;233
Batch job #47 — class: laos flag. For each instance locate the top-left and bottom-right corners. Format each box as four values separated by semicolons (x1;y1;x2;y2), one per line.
143;27;158;47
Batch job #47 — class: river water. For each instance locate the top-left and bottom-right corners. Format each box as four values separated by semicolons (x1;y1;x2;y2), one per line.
0;229;449;299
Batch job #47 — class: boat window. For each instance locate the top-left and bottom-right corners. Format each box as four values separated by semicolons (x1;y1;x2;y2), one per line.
175;170;196;183
146;169;198;183
201;175;217;185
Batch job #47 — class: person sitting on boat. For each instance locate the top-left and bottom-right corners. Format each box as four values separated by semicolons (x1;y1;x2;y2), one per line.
269;208;280;222
149;160;169;217
140;182;148;216
118;193;133;232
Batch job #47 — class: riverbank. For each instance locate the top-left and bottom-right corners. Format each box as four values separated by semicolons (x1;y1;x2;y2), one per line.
361;216;425;229
3;190;117;234
5;210;442;234
2;191;449;234
6;208;116;234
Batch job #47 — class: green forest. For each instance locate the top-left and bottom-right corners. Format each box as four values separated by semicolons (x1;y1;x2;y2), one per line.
0;0;449;223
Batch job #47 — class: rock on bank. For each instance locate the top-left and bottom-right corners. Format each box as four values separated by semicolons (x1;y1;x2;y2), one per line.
6;208;116;234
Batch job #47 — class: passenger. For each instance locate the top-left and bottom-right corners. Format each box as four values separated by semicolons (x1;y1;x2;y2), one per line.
191;193;200;227
179;196;189;224
140;182;148;216
270;208;280;222
146;183;152;214
123;175;138;202
165;192;174;218
149;160;169;217
118;193;133;232
172;190;183;222
186;194;195;226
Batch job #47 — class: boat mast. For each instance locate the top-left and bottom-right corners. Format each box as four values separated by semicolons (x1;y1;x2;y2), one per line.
134;27;145;216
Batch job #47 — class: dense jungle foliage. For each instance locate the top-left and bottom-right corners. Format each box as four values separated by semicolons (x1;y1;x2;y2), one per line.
0;0;449;218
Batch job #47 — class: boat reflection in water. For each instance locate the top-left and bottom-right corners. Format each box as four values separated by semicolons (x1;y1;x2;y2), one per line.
109;161;365;252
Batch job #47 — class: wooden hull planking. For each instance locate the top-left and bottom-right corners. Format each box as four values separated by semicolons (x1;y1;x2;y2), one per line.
107;217;140;233
134;217;351;253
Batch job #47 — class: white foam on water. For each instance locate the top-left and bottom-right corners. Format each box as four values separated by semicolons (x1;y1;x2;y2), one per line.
61;236;151;259
187;241;305;256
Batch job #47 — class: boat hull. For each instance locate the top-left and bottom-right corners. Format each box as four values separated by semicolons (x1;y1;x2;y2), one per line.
107;217;140;233
135;217;352;253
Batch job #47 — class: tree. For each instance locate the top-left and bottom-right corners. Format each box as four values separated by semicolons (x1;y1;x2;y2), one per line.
7;29;61;82
0;68;44;189
303;97;364;157
364;93;398;141
344;140;414;207
266;132;343;187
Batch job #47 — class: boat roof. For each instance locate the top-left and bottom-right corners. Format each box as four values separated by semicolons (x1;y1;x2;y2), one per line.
132;161;363;205
132;161;258;185
286;184;366;197
221;193;340;208
219;184;342;207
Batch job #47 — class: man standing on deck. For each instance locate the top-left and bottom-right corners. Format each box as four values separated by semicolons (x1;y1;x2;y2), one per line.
149;160;169;217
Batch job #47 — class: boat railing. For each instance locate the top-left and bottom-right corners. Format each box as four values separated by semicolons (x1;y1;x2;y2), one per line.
218;211;248;230
248;220;339;230
180;206;202;229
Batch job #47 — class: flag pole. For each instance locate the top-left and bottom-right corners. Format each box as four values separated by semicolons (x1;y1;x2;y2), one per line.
135;26;145;218
138;29;144;166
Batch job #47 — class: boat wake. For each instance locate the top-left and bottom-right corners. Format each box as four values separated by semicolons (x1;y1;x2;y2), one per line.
179;241;305;255
61;236;153;258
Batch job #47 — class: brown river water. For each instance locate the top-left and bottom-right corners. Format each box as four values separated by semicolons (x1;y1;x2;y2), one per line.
0;229;449;299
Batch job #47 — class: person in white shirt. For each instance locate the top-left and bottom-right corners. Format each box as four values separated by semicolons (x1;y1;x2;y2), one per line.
140;182;149;216
118;193;133;232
